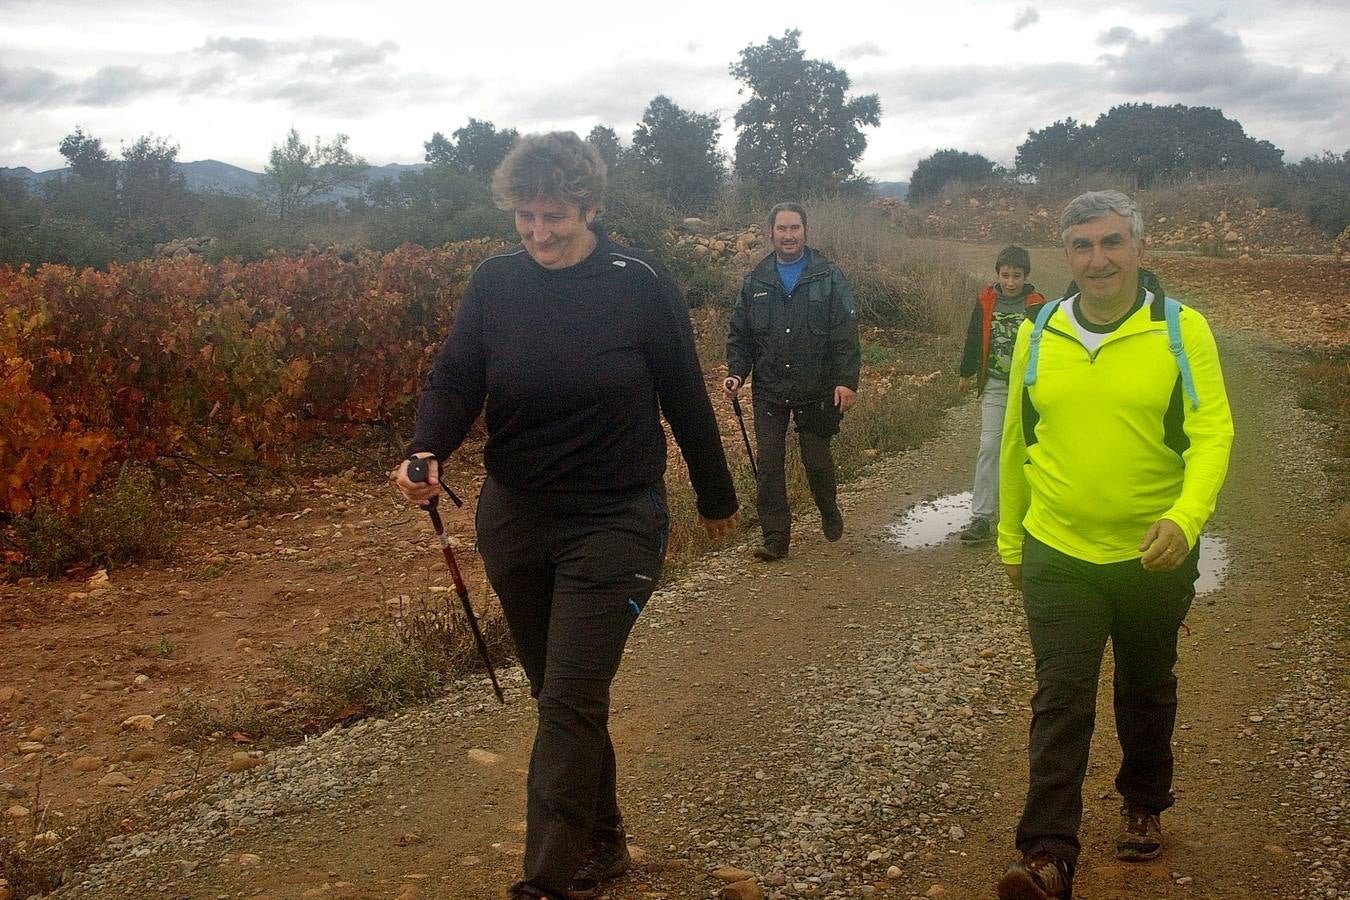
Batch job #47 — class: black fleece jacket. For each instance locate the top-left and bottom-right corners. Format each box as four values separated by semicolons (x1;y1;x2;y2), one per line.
408;232;738;520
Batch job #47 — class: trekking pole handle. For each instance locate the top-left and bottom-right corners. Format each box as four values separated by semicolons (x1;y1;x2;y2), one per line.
406;456;463;508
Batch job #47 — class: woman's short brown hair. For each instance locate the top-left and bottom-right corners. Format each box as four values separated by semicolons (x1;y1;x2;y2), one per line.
492;131;607;213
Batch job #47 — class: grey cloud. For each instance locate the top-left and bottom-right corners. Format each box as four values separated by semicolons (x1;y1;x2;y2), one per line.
329;41;398;71
75;65;174;106
1012;8;1039;31
495;59;729;130
862;63;1090;109
200;35;397;67
202;36;273;60
840;42;884;61
185;65;229;94
1099;18;1350;118
0;63;175;109
0;65;72;107
1098;26;1135;46
245;67;477;118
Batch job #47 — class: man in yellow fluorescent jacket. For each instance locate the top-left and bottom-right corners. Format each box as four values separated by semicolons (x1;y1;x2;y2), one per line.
995;190;1235;900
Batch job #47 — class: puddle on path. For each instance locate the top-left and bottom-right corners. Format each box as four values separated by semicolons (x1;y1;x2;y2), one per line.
1195;535;1229;596
886;492;1232;595
886;491;973;549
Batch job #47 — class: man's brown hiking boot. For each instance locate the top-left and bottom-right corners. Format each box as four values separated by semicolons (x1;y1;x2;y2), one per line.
996;852;1073;899
1116;801;1163;861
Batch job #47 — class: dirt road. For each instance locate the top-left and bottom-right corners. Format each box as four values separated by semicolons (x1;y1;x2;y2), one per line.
42;310;1347;899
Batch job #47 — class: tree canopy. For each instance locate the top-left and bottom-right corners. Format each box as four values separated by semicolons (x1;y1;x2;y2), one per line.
730;29;880;197
585;125;623;172
630;95;726;213
58;127;115;183
262;128;367;222
119;135;190;223
1015;104;1284;187
907;149;1000;203
424;118;519;180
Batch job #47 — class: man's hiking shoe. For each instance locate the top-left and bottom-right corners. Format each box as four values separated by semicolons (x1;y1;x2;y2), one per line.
507;882;559;899
1116;802;1163;861
821;506;844;542
958;516;994;545
568;834;632;897
753;543;787;561
996;853;1073;899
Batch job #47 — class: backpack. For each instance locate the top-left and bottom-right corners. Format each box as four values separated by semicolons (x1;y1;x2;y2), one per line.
1023;295;1199;410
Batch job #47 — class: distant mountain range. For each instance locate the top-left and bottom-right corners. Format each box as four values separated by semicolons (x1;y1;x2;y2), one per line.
873;180;909;201
2;160;910;202
0;160;429;196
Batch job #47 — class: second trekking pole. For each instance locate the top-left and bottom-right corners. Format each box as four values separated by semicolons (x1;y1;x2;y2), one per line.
405;457;504;704
731;394;758;479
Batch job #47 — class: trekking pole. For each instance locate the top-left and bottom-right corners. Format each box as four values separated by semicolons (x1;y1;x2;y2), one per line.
405;457;504;704
730;394;758;479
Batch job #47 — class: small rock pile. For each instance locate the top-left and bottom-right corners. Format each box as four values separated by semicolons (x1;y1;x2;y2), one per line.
673;219;767;271
153;236;218;259
1148;205;1332;256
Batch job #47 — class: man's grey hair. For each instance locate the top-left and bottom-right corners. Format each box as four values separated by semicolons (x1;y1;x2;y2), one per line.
1059;190;1144;245
767;201;807;229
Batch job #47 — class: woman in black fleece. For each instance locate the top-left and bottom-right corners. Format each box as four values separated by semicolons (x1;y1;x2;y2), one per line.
394;131;739;900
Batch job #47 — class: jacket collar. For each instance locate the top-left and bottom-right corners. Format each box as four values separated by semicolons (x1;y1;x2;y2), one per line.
750;246;830;284
1056;269;1170;338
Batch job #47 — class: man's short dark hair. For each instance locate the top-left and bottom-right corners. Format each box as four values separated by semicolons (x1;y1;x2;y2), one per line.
995;245;1031;275
768;202;807;229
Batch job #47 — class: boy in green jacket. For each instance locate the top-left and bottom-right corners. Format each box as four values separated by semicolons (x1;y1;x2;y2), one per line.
956;245;1046;544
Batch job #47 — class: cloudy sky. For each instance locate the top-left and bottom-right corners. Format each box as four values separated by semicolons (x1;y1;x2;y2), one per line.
2;0;1347;181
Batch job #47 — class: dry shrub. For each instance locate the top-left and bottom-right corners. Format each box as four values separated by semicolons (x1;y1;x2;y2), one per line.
8;468;176;578
804;195;979;334
0;798;121;897
1296;351;1350;505
280;604;512;719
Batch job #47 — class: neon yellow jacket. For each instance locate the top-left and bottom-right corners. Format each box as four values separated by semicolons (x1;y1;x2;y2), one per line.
997;287;1234;565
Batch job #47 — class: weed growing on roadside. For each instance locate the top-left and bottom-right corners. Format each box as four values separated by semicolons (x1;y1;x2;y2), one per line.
0;790;121;897
8;468;177;578
199;560;230;580
279;620;453;718
1296;351;1350;507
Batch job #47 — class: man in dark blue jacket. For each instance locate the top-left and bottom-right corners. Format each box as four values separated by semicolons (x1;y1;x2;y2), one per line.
724;202;861;560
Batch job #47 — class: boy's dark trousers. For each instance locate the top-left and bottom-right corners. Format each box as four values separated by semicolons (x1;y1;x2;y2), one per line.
752;394;841;550
1015;531;1198;866
475;476;669;897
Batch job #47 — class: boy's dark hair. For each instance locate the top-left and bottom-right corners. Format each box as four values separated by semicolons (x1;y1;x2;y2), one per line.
995;245;1031;275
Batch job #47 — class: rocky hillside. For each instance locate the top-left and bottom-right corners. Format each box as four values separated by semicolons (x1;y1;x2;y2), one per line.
893;183;1343;257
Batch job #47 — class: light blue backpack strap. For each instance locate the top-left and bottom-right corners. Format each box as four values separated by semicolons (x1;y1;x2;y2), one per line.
1164;296;1199;410
1023;299;1061;387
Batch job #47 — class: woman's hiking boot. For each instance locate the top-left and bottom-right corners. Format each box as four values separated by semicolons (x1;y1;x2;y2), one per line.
821;504;844;541
996;852;1073;899
568;830;632;897
1116;802;1163;861
753;541;788;561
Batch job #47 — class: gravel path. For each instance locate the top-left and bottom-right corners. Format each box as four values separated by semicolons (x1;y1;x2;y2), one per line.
46;336;1347;900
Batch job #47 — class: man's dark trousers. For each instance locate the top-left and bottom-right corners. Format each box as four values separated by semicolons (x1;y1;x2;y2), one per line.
1016;531;1198;866
476;477;669;897
752;394;839;550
